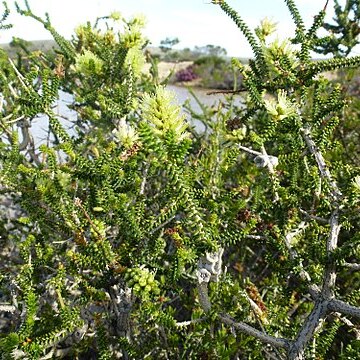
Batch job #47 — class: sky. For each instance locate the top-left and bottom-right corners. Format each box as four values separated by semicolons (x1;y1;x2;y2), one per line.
0;0;352;58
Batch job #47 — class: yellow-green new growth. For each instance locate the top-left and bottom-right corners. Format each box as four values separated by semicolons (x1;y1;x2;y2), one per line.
264;89;298;121
109;11;122;21
255;17;277;42
112;118;139;149
353;175;360;192
125;47;146;77
129;13;147;29
263;37;299;77
74;50;104;76
141;86;189;143
122;14;147;49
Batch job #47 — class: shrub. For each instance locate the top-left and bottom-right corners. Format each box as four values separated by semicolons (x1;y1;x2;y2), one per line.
0;1;359;359
192;55;242;89
175;65;198;82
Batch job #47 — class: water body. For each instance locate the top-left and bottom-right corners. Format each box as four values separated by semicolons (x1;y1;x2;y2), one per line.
167;84;237;110
27;86;243;145
167;84;243;132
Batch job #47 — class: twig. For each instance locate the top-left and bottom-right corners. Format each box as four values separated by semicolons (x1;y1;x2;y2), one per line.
328;298;360;319
7;82;18;98
0;116;12;138
288;298;328;360
299;208;329;224
334;313;360;339
323;0;330;12
8;58;30;91
301;127;342;202
343;262;360;271
0;304;17;313
284;221;312;283
149;215;176;235
260;145;276;176
206;88;247;95
4;114;25;124
285;221;308;247
18;119;31;150
74;197;105;240
322;209;341;299
175;318;206;327
219;313;290;349
245;234;267;240
139;162;149;195
238;144;262;156
196;250;290;351
244;292;287;360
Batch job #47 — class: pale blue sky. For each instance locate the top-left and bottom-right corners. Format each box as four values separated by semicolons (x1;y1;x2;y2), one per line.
0;0;349;57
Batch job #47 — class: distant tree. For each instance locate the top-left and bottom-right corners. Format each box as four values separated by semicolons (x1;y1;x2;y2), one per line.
194;44;227;57
159;36;180;53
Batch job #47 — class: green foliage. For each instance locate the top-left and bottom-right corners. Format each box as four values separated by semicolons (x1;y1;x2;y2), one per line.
316;0;360;57
0;1;11;30
0;1;359;359
193;55;240;89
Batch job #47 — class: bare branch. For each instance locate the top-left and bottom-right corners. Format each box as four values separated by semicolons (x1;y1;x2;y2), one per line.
0;304;16;313
8;58;29;91
238;144;262;156
288;299;328;360
334;313;360;339
301;127;342;202
299;208;329;224
328;298;360;319
245;234;267;240
343;262;360;271
196;249;290;351
219;313;290;349
139;162;150;195
283;221;313;283
175;318;206;327
322;209;341;299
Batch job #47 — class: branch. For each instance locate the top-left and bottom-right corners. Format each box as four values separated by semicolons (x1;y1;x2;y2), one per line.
8;57;30;91
334;313;360;339
322;209;341;299
0;303;16;313
245;234;267;240
283;221;313;284
206;88;247;95
342;262;360;271
301;126;342;300
196;249;290;350
74;197;105;240
219;313;290;349
175;318;206;327
288;298;328;360
328;298;360;319
287;125;346;359
300;127;342;202
299;208;329;224
139;162;149;195
238;144;262;156
238;144;279;200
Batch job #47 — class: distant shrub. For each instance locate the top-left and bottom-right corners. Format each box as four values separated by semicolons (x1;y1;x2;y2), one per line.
193;55;242;89
175;65;199;82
